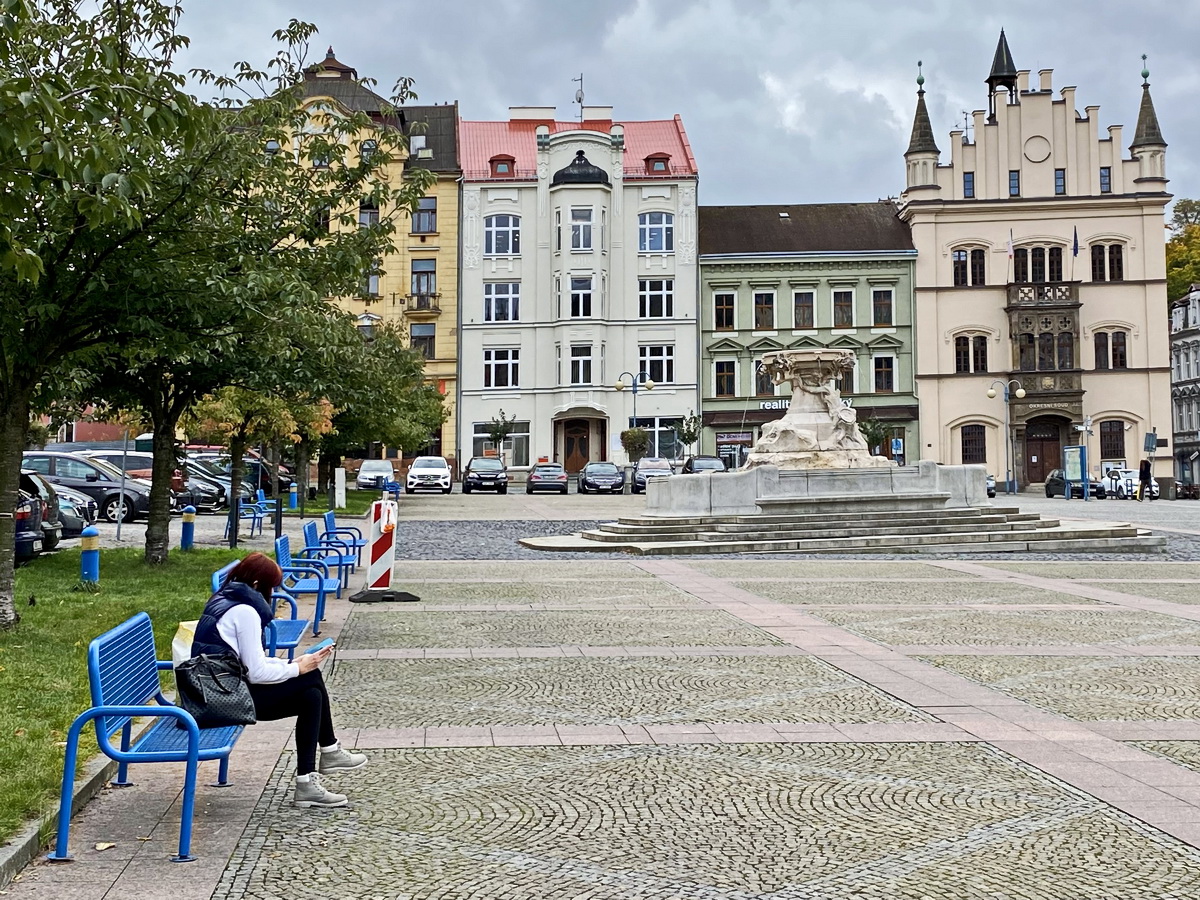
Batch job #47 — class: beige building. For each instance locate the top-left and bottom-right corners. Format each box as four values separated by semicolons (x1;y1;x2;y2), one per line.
300;50;461;462
899;32;1171;491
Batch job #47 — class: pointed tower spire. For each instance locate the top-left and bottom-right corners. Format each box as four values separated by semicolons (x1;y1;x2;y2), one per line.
907;62;940;155
985;29;1018;122
1131;55;1166;148
1130;55;1168;188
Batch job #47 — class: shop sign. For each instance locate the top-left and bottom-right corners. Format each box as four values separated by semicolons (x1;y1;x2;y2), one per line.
716;432;752;443
758;400;788;410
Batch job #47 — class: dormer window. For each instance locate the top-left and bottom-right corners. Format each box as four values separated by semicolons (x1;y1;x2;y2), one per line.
490;155;516;177
644;153;671;174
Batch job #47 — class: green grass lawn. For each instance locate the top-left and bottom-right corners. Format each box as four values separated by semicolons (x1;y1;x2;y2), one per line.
0;547;244;844
282;488;375;518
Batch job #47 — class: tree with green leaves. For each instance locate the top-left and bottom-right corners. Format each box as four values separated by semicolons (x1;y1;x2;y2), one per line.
1168;222;1200;303
673;411;703;457
857;416;891;457
485;410;518;464
620;428;650;463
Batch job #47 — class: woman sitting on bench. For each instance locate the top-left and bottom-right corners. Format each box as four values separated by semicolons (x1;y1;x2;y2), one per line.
192;552;365;808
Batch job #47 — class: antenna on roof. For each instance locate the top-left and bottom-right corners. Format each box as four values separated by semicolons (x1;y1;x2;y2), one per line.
572;73;584;121
962;110;973;143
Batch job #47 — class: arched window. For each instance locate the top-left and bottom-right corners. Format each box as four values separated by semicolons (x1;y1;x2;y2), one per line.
952;247;986;286
961;424;986;465
484;215;521;256
638;212;674;252
1091;243;1126;282
954;334;988;374
1094;330;1129;369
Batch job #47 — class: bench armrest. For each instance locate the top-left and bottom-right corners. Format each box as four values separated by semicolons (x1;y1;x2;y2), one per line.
157;659;175;671
271;591;300;619
326;526;363;542
75;703;202;760
316;535;352;552
282;560;331;579
297;545;341;561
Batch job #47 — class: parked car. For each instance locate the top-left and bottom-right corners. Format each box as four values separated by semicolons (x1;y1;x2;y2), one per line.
192;455;293;494
633;457;673;494
405;456;453;494
187;457;254;505
20;470;63;552
355;459;396;490
80;449;221;511
680;455;727;474
578;461;625;494
461;457;508;494
986;474;996;498
526;462;569;494
14;489;43;562
22;451;155;522
1044;469;1108;499
54;484;99;536
1106;468;1160;500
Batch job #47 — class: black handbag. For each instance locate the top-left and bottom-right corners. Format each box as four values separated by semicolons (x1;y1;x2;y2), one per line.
174;653;257;728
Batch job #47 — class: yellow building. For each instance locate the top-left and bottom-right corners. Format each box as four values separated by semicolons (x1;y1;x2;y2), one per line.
300;49;461;463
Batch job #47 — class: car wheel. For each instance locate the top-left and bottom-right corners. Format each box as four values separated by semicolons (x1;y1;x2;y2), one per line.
525;487;533;494
578;484;586;494
498;486;507;494
463;485;472;494
443;487;452;494
560;487;568;494
405;487;415;494
103;494;136;523
1044;487;1053;498
42;533;60;552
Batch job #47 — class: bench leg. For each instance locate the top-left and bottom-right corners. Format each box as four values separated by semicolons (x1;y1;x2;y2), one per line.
212;755;232;788
46;718;88;861
112;722;134;787
172;755;200;862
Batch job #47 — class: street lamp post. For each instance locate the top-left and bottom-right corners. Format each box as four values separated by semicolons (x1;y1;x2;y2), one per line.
986;379;1027;494
614;371;655;428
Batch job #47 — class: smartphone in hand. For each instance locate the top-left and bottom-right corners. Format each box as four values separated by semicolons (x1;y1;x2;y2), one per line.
305;638;335;655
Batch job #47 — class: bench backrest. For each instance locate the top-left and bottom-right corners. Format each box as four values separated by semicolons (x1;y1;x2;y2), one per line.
211;560;239;593
89;612;163;738
301;520;320;549
275;534;293;568
322;511;337;536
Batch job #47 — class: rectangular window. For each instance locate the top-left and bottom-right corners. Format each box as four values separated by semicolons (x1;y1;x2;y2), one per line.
1031;247;1046;283
961;424;986;465
714;293;735;331
483;283;519;322
972;335;988;373
554;209;562;251
1057;332;1074;370
835;361;855;395
793;291;814;329
1099;420;1125;460
753;292;775;330
411;324;435;359
963;171;975;198
755;360;775;397
570;345;593;385
570;277;593;317
1112;331;1127;369
952;250;969;286
1109;245;1124;282
1094;332;1110;370
639;345;675;384
1099;167;1112;193
630;416;683;459
483;348;519;388
1019;333;1036;371
358;201;379;229
954;336;971;374
1009;170;1021;196
833;290;854;328
473;420;530;466
714;360;736;397
872;289;893;327
1055;168;1066;195
1091;245;1107;281
1048;247;1063;282
1013;248;1028;283
970;249;986;286
873;357;894;393
363;261;380;298
412;197;437;233
484;215;521;256
1038;333;1055;371
411;258;436;299
639;279;674;318
570;208;593;250
638;212;674;252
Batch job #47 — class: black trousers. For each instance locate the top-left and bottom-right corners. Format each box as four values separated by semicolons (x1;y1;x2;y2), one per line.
249;669;336;775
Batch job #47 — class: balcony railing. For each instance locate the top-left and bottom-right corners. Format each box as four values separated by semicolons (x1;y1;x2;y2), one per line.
1006;282;1080;306
404;293;441;315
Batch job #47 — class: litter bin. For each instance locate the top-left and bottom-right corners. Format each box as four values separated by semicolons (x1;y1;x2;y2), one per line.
308;486;318;501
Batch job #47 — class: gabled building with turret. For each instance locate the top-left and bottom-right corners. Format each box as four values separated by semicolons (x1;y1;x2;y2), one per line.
899;32;1172;491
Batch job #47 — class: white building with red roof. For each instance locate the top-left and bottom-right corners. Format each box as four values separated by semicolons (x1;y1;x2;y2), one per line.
457;106;700;473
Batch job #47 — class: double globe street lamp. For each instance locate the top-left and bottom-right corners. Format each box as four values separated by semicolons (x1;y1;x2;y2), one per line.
986;379;1026;494
614;371;655;428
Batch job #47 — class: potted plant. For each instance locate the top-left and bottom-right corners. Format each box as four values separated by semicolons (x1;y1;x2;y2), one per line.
620;427;650;464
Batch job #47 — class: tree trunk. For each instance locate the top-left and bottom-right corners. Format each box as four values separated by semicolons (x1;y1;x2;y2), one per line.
269;442;281;498
0;389;31;629
296;439;311;505
144;418;177;564
227;432;248;548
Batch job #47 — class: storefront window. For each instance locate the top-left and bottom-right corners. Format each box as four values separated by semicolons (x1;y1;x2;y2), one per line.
472;421;530;466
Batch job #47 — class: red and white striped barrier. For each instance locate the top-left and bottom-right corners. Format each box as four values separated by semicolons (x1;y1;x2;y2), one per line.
366;500;398;589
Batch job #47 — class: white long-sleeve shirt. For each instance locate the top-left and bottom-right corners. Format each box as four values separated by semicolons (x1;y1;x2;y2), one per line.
216;604;299;685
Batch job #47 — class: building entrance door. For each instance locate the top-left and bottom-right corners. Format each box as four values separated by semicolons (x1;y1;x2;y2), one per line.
563;420;590;473
1025;418;1062;483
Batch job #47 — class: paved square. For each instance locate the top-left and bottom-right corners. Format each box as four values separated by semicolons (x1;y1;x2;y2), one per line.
213;744;1200;900
812;607;1200;646
337;608;783;649
687;560;974;580
979;562;1200;580
732;579;1097;606
383;578;703;606
391;560;654;580
924;656;1200;721
330;655;928;727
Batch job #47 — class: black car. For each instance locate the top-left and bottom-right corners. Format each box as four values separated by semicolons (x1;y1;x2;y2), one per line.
526;462;569;494
54;484;99;536
680;455;727;474
461;457;509;494
14;489;42;561
20;470;63;552
632;457;673;494
577;461;625;494
1044;468;1107;499
22;451;155;522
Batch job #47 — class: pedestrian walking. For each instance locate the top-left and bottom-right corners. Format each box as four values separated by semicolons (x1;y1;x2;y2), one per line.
1138;459;1152;502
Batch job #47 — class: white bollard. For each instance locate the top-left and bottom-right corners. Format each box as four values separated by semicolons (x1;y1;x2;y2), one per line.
366;500;398;589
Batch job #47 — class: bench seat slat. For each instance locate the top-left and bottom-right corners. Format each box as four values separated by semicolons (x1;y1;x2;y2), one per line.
132;717;243;759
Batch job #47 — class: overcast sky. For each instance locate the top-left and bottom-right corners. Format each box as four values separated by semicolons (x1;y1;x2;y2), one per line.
175;0;1198;211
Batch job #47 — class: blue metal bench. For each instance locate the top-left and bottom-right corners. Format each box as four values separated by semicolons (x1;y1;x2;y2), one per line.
48;613;243;863
275;535;340;635
381;479;402;501
211;561;309;661
322;511;365;563
222;499;263;540
300;520;356;586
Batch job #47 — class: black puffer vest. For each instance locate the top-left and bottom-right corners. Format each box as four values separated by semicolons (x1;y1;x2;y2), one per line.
191;581;274;657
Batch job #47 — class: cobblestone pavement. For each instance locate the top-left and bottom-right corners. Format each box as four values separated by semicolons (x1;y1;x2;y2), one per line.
23;506;1200;898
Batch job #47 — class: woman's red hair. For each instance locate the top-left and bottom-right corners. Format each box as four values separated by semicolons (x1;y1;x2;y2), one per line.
227;552;283;592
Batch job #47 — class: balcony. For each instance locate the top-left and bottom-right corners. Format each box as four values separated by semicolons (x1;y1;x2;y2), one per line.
403;293;442;318
1006;281;1080;308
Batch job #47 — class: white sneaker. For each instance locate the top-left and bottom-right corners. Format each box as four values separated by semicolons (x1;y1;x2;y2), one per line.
293;773;348;808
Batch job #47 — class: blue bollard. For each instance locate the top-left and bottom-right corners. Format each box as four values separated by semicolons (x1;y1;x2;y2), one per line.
289;483;298;510
80;526;100;583
180;505;196;551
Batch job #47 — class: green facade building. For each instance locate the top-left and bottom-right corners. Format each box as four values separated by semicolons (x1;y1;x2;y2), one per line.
698;203;919;468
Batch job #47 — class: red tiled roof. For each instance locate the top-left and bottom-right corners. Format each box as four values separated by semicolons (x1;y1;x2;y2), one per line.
459;116;697;181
